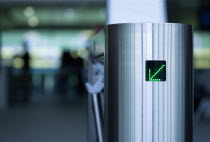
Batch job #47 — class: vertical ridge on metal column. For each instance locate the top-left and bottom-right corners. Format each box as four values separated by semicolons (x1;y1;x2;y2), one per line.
106;23;193;142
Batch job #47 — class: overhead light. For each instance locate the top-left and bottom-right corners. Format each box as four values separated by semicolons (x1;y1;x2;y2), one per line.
64;8;75;19
24;6;34;17
99;8;106;17
28;16;39;27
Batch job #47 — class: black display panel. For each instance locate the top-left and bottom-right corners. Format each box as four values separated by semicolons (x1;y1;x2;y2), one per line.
146;60;166;81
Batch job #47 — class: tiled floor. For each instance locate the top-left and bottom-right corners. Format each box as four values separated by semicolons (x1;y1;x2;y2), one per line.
0;95;87;142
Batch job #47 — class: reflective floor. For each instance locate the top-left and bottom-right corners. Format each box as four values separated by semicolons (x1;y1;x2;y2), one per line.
0;95;87;142
194;121;210;142
1;94;210;142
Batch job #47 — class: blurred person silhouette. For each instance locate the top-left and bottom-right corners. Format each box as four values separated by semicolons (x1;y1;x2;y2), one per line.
20;41;31;103
72;52;85;95
11;41;32;104
22;41;30;71
57;50;74;95
57;49;85;97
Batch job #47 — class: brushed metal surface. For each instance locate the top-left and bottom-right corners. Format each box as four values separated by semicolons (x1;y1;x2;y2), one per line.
104;23;193;142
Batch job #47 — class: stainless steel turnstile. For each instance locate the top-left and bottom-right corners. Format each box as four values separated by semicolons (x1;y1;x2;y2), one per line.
87;23;193;142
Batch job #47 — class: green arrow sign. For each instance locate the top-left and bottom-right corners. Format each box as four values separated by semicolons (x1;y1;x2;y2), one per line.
146;61;166;81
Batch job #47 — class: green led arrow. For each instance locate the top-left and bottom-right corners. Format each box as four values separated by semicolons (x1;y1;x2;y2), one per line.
149;64;166;81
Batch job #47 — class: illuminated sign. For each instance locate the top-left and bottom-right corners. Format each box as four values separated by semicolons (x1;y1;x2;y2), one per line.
146;60;166;81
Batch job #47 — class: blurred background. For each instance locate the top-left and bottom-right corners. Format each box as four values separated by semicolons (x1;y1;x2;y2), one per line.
0;0;210;142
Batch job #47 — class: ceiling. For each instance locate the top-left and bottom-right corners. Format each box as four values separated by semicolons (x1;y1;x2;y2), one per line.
0;0;106;29
0;4;106;29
